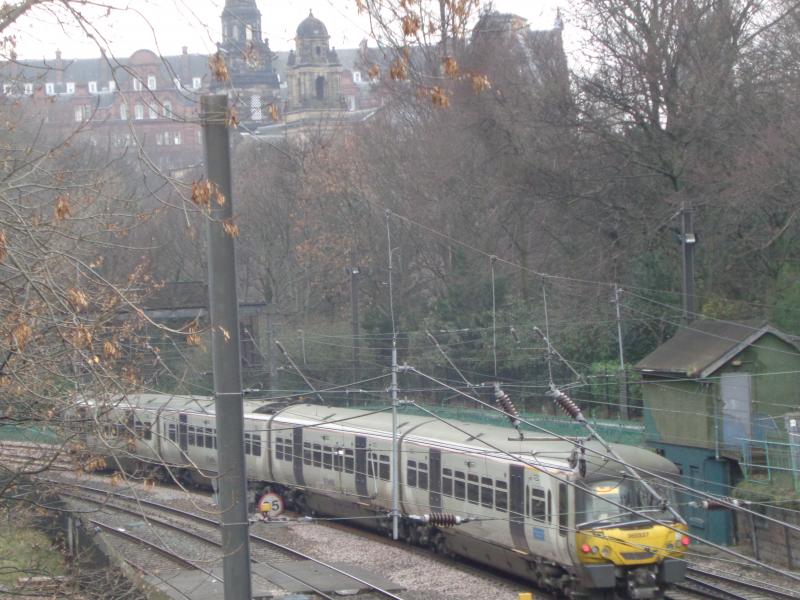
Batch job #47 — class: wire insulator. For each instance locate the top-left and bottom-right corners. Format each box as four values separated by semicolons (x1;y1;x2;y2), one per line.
494;385;521;427
553;389;585;423
423;513;463;527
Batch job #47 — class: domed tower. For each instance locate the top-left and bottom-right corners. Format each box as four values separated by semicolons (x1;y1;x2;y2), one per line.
286;10;342;111
215;0;280;124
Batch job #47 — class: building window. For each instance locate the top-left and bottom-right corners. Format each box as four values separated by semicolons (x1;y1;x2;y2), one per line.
88;81;97;93
74;107;83;122
353;70;362;83
2;83;11;95
316;46;321;56
45;82;55;95
108;80;116;92
174;131;182;145
147;75;156;90
192;76;201;90
163;101;172;118
132;78;142;91
120;103;127;120
173;78;181;89
65;82;75;94
134;104;144;120
149;105;157;119
24;83;33;95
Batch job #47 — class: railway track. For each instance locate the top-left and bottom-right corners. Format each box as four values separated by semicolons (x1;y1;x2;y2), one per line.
47;478;407;600
666;564;800;600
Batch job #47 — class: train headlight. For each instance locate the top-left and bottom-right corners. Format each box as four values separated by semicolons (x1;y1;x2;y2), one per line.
601;546;611;558
666;543;674;550
591;546;599;554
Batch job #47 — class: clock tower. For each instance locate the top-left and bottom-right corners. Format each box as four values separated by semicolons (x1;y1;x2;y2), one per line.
215;0;280;126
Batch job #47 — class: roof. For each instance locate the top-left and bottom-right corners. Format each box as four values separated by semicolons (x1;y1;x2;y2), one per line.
297;11;328;38
635;319;800;378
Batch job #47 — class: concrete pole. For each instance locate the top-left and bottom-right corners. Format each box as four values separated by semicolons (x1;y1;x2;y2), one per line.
614;285;629;420
201;94;252;600
681;202;696;323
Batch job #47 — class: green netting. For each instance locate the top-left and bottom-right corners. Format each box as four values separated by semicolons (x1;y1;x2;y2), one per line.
0;425;60;443
361;404;644;446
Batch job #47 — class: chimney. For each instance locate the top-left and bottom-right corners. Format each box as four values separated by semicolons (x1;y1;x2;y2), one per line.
181;46;190;82
55;49;63;83
100;48;111;89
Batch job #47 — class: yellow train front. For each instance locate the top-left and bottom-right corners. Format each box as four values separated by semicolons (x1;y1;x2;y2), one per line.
571;476;689;599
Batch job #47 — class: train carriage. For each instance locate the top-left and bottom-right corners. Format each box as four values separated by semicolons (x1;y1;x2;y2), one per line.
77;394;689;599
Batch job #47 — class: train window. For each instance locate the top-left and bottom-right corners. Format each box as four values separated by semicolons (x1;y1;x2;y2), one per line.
368;453;378;478
418;462;428;490
134;421;143;437
187;426;195;446
531;488;546;521
547;490;552;523
467;474;479;505
303;442;312;466
344;448;354;473
323;446;333;470
252;435;261;456
275;436;285;460
558;483;568;536
205;427;214;449
244;433;252;455
454;471;466;500
481;477;493;508
333;448;343;472
313;444;322;467
144;422;152;441
168;423;176;442
495;481;508;512
442;468;453;496
379;454;390;481
407;460;417;487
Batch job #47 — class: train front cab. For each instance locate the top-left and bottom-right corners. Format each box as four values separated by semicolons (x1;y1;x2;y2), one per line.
570;477;688;599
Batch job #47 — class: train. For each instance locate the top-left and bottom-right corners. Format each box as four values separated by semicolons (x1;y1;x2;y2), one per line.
71;393;689;599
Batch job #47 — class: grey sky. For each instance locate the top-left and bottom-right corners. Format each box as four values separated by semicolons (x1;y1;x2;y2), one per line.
11;0;561;60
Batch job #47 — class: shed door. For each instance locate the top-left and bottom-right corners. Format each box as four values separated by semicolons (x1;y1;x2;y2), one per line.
720;373;752;449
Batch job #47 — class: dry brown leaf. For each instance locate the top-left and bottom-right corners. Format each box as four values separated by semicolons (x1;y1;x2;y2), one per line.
401;14;421;36
220;326;230;342
11;322;31;350
0;229;6;263
267;103;279;121
186;322;202;347
208;52;229;82
222;219;240;237
471;73;491;93
390;58;408;81
227;106;239;127
367;64;380;79
67;288;89;311
103;340;118;359
190;180;212;209
55;195;71;220
443;56;459;77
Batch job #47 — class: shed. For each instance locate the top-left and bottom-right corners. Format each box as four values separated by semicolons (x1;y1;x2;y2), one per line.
635;319;800;544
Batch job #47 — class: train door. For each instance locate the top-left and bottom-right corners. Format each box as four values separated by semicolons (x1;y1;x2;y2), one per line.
509;465;530;553
554;481;574;564
292;426;305;486
429;448;442;512
355;436;368;498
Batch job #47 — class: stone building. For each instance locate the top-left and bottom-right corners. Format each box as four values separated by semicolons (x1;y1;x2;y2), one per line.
286;11;343;112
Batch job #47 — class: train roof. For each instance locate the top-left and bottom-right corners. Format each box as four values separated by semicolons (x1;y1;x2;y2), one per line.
92;394;679;481
277;403;679;481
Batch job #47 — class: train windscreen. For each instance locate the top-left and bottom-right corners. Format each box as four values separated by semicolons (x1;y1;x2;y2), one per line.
576;478;678;529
